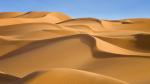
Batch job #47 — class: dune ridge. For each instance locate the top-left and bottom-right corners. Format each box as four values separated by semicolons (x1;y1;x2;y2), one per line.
0;12;150;84
15;68;128;84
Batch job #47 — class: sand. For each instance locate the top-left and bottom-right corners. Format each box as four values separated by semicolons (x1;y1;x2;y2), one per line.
0;12;150;84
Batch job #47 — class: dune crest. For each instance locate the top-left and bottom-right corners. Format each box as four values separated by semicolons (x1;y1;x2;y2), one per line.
0;12;150;84
0;12;71;26
16;68;127;84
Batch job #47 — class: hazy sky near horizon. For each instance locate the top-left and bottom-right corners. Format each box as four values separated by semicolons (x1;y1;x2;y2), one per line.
0;0;149;19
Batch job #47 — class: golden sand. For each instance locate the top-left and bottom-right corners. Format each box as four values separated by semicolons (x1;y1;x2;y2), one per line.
0;12;150;84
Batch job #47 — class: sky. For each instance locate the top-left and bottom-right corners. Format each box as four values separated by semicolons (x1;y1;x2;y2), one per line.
0;0;150;19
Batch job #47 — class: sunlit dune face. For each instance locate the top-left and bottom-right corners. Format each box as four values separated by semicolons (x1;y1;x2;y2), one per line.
17;69;127;84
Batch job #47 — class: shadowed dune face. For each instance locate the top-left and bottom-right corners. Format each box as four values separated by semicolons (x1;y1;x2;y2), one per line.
0;73;20;84
0;12;150;84
134;34;150;50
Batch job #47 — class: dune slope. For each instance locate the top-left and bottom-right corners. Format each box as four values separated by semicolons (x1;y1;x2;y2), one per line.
15;68;127;84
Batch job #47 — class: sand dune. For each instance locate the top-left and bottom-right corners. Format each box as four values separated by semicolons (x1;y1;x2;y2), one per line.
0;12;150;84
15;68;127;84
0;12;71;26
0;12;25;18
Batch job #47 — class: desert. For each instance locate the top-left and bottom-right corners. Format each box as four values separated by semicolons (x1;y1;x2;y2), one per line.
0;12;150;84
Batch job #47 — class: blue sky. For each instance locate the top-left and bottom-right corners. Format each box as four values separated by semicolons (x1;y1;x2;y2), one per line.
0;0;150;19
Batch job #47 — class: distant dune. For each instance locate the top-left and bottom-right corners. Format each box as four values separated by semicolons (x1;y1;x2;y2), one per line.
0;12;150;84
